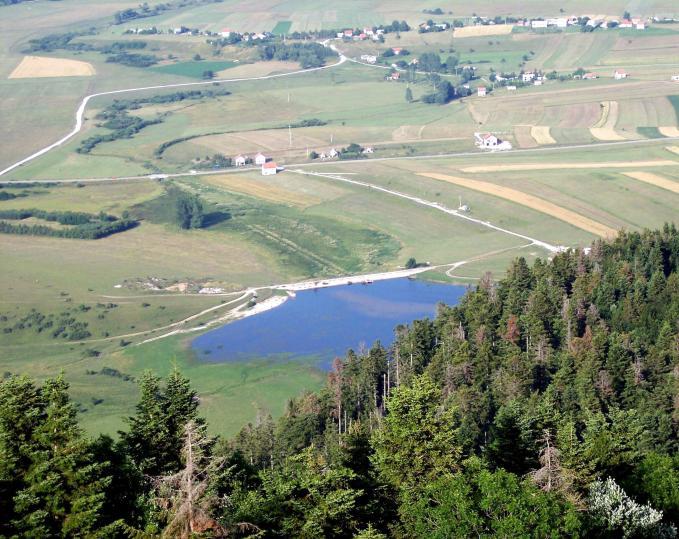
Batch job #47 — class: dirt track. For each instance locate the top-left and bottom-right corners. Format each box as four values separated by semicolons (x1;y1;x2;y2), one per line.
418;172;618;237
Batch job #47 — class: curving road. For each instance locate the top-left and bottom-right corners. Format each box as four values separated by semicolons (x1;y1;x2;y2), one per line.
0;43;347;178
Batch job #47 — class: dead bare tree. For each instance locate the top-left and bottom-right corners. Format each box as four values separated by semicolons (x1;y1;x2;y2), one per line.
529;429;582;508
153;421;258;538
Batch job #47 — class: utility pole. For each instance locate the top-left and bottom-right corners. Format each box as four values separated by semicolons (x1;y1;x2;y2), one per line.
289;125;292;147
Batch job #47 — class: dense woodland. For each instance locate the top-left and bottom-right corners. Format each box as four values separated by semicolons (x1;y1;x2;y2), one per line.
2;225;679;537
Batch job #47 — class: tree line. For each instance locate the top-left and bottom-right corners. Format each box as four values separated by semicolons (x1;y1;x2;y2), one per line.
2;224;679;536
0;209;138;239
259;42;336;69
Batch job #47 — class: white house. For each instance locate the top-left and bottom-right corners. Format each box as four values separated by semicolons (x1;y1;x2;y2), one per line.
261;161;277;175
475;133;498;147
477;86;487;97
531;20;548;28
522;72;536;82
392;47;403;55
362;147;374;154
254;152;267;165
328;148;339;158
507;85;517;91
614;69;628;80
234;154;247;166
534;80;543;86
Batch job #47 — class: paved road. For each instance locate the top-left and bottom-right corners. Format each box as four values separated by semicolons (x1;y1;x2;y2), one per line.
0;43;347;178
2;135;675;186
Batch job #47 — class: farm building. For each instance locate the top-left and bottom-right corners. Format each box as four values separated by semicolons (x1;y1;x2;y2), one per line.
255;152;267;165
614;69;628;80
474;133;512;151
234;154;247;166
261;161;277;175
477;86;487;97
475;133;498;147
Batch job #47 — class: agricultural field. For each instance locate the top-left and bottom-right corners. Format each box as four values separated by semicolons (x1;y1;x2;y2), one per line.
1;0;678;437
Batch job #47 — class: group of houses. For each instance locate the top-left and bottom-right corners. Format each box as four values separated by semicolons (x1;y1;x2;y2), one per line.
337;27;386;41
520;16;646;30
233;152;278;175
474;133;512;151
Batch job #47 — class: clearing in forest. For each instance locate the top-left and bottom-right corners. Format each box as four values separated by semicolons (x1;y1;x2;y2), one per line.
453;24;514;38
8;55;95;78
461;160;677;173
418;172;617;237
530;126;556;145
622;171;679;195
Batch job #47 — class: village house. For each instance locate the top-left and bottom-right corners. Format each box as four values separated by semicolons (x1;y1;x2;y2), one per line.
234;154;247;166
477;86;487;97
534;80;543;86
328;148;339;158
389;71;401;81
475;133;498;147
672;75;679;82
619;19;633;28
522;72;535;82
582;72;598;80
261;161;277;175
254;152;267;166
343;29;353;37
507;85;517;91
392;47;403;55
362;147;374;154
614;69;628;80
474;133;512;151
531;20;548;28
360;54;377;64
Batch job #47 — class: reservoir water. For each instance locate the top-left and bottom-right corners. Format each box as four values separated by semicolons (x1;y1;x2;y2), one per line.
191;278;467;370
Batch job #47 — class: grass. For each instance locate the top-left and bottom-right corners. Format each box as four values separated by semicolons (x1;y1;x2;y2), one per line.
272;21;293;35
2;0;679;438
150;60;237;78
637;127;663;139
669;96;679;124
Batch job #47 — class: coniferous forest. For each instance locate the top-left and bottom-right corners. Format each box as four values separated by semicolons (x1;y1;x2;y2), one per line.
2;225;679;538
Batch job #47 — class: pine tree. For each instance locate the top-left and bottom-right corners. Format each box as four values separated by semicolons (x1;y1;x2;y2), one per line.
1;375;112;537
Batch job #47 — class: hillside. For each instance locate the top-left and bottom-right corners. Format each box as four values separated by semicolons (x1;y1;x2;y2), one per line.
2;224;678;537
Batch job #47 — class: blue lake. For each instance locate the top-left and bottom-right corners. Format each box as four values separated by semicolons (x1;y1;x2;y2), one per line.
191;278;467;370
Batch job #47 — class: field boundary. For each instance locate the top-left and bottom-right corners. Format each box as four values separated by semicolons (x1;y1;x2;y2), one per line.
418;172;617;238
622;171;679;195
